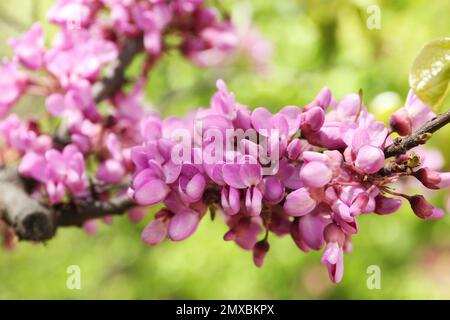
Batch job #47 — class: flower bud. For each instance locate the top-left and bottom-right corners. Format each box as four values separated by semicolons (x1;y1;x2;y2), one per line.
408;195;445;220
141;209;171;246
300;161;332;188
413;167;450;190
286;138;302;160
223;229;237;241
355;145;385;174
283;187;317;216
253;239;270;267
301;106;325;132
305;87;332;111
374;195;402;215
389;108;412;136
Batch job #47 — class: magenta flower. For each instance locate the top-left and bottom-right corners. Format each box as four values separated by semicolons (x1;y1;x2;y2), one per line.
301;106;325;133
177;164;207;203
354;145;385;174
375;195;402;215
253;239;270;267
182;8;238;67
0;115;51;154
224;215;263;250
297;206;331;250
408;195;445;220
9;23;45;70
19;144;88;204
96;133;128;185
283;188;317;217
300;161;333;188
47;0;98;28
389;108;412;136
321;223;345;283
45;145;89;199
46;79;97;119
413;167;450;190
222;155;262;189
211;79;237;120
45;29;117;84
304;86;332;111
221;186;241;215
0;60;28;117
141;209;170;246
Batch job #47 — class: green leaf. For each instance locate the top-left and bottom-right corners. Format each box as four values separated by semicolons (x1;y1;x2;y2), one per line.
409;38;450;111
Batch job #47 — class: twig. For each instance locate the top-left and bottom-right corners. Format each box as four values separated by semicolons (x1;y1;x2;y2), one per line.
384;109;450;158
56;195;134;227
0;167;55;241
0;167;134;240
93;36;144;103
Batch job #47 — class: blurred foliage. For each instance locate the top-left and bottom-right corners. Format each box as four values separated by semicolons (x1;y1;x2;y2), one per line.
1;0;450;299
409;38;450;111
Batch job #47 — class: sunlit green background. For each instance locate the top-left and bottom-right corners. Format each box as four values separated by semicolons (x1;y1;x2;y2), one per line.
1;0;450;299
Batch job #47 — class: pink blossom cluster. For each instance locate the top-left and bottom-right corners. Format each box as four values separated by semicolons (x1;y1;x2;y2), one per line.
0;1;241;217
133;80;449;283
0;0;447;284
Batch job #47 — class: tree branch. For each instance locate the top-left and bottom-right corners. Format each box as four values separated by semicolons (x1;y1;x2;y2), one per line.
0;167;55;241
93;36;143;103
0;167;134;241
384;109;450;158
56;195;134;227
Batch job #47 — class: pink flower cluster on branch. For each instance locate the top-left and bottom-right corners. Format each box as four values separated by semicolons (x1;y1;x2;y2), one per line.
0;0;448;285
132;80;449;283
0;0;243;233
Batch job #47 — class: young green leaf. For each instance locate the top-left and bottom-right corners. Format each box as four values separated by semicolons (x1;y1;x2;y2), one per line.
409;38;450;111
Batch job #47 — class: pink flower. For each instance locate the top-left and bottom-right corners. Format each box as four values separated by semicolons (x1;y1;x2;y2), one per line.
413;167;450;190
355;145;385;174
0;60;28;117
96;133;128;184
45;29;117;84
253;239;270;267
47;0;99;28
321;223;345;283
0;115;52;154
300;161;333;188
182;8;238;67
9;23;45;70
224;215;263;250
408;195;445;220
389;108;412;136
304;87;333;111
221;186;241;215
375;195;402;215
222;155;262;189
211;79;237;120
141;209;170;245
283;188;317;217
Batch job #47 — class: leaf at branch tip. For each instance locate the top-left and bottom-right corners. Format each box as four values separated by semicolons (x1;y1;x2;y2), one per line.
409;38;450;111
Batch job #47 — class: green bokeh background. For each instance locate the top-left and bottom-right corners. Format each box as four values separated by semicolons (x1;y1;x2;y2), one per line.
0;0;449;299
